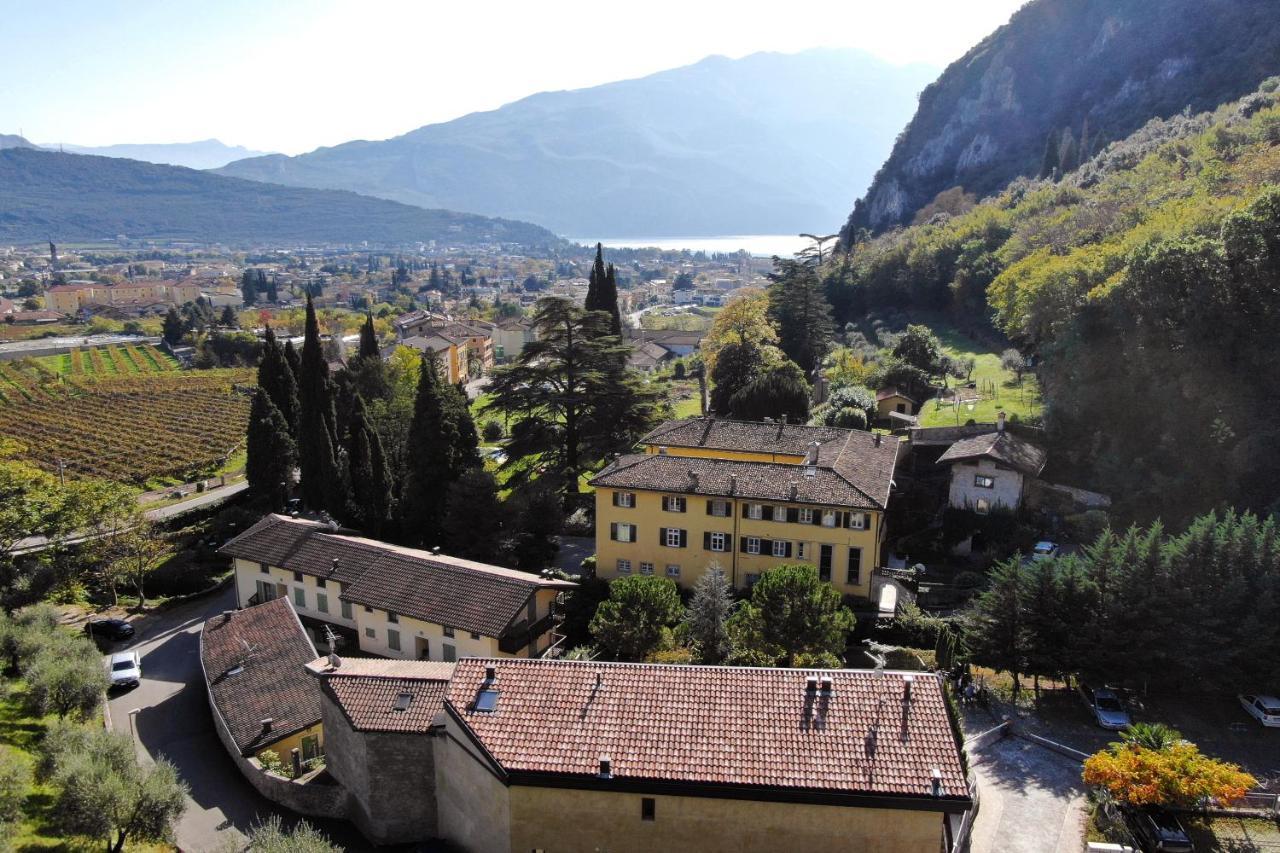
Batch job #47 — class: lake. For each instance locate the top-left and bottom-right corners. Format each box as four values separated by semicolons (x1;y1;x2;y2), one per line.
570;234;812;258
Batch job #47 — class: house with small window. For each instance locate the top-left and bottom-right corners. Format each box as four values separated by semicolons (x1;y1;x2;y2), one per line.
876;387;919;419
436;658;972;853
936;414;1047;514
591;418;899;598
219;514;576;663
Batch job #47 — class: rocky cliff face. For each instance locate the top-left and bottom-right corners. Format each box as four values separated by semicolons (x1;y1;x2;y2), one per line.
841;0;1280;240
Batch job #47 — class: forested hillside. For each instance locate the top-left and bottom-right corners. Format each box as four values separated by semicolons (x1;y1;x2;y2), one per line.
824;82;1280;523
0;148;559;247
841;0;1280;237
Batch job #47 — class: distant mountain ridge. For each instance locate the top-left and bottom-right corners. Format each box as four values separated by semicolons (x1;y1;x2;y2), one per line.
45;139;273;170
0;148;559;246
0;134;38;151
217;49;937;236
841;0;1280;238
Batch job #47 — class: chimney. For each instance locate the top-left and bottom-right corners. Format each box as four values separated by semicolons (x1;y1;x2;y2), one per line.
485;665;497;683
260;718;274;733
595;671;604;688
728;474;737;495
808;441;820;465
873;433;882;447
330;557;340;575
819;675;834;694
903;674;914;702
688;470;699;491
789;481;798;500
997;411;1006;433
805;675;819;694
930;768;943;797
599;755;613;778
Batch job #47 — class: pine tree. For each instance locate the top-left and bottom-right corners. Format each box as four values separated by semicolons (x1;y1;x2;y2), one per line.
1039;127;1062;179
968;558;1028;700
256;325;299;433
443;469;507;563
297;295;338;511
344;395;393;536
767;257;833;375
219;305;238;327
684;564;736;663
245;389;296;510
240;270;258;306
161;307;185;346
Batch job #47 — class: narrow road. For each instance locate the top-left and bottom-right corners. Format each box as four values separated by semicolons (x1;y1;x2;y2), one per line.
107;585;362;851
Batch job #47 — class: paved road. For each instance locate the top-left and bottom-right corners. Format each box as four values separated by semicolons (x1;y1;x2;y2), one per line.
968;735;1086;853
553;535;594;576
107;585;362;851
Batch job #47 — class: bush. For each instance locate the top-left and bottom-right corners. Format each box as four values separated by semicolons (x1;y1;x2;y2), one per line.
481;420;504;442
673;361;686;379
0;746;29;823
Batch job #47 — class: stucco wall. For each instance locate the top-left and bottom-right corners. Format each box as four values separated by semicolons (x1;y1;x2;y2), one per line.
436;718;511;853
947;459;1024;512
321;695;438;844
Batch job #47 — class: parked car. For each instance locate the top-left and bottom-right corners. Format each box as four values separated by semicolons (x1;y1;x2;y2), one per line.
105;651;142;689
1238;694;1280;727
1031;541;1060;560
1123;806;1193;853
84;618;135;642
1078;684;1132;730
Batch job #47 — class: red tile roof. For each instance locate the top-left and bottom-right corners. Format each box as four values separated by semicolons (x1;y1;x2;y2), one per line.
936;430;1047;476
199;598;320;756
313;659;455;734
444;659;969;807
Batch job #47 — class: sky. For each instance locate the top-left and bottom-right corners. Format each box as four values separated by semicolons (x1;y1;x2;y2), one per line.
2;0;1027;155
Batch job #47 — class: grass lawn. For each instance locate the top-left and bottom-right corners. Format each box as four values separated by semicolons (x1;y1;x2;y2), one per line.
915;324;1042;428
1185;815;1280;849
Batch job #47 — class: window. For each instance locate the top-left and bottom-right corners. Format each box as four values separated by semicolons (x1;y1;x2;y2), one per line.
707;499;730;517
443;644;457;663
471;632;481;640
771;539;788;558
797;508;814;524
818;545;833;582
364;606;373;613
365;627;376;639
663;528;686;548
797;542;809;560
640;562;654;575
708;532;727;552
614;491;635;508
611;522;636;543
974;475;995;489
617;559;632;574
975;498;991;515
341;600;353;620
387;629;401;652
387;611;399;624
849;513;867;530
641;798;655;821
316;592;329;613
443;626;455;638
666;565;680;578
663;495;686;513
260;563;269;574
821;510;838;528
293;571;303;583
293;587;306;609
746;503;764;520
745;537;761;555
846;547;862;585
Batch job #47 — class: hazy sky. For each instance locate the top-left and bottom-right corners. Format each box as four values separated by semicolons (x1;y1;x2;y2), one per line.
4;0;1027;155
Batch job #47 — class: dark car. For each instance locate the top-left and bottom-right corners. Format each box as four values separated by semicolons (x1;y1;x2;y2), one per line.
84;618;135;642
1124;807;1193;853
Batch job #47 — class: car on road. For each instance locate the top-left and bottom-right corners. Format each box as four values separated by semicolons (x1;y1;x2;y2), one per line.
1031;541;1060;560
1238;693;1280;727
105;650;142;689
1078;684;1131;730
84;618;135;642
1123;806;1193;852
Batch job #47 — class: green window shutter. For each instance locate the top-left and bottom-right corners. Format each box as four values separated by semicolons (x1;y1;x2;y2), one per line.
612;491;620;507
659;527;667;545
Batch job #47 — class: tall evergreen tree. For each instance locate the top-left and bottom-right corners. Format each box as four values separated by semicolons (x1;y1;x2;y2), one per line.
297;295;338;511
584;243;622;335
358;312;380;360
245;389;296;510
584;243;607;314
240;270;258;306
161;307;185;346
400;351;477;547
684;564;736;663
968;558;1028;699
443;469;507;564
256;325;299;433
344;394;393;536
766;257;833;375
283;338;302;382
1039;127;1062;179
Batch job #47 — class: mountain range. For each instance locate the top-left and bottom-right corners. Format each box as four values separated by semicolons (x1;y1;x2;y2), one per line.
0;148;558;246
216;49;937;237
841;0;1280;237
41;139;272;171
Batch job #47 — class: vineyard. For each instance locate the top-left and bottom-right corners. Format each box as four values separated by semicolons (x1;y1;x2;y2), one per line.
39;342;179;376
0;358;253;486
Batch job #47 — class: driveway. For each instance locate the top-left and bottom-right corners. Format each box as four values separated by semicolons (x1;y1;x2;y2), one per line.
107;585;363;850
968;735;1086;853
553;535;594;576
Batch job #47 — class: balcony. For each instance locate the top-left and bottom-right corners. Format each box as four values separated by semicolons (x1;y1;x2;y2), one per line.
498;610;562;655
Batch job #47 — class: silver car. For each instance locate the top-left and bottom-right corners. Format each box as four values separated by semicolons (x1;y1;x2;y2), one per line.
105;650;141;689
1079;684;1131;730
1239;694;1280;727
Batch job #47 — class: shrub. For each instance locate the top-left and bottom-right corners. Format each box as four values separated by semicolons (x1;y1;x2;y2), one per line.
0;745;30;822
481;420;504;442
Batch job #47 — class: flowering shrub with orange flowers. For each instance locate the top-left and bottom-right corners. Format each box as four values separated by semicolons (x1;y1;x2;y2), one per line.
1083;741;1256;808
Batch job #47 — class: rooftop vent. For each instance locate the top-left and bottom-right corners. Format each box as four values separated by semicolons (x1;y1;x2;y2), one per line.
805;675;819;694
330;557;340;574
260;717;274;732
819;675;834;694
728;474;737;495
789;481;798;499
599;755;612;778
485;666;497;684
225;665;244;677
903;674;914;702
874;433;882;447
595;671;604;689
930;768;943;797
687;470;699;490
394;691;413;712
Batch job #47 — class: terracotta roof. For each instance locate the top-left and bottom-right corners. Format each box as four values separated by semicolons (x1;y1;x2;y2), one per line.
876;387;917;403
199;598;320;756
445;659;970;807
220;515;575;638
640;418;849;459
936;430;1047;476
312;658;454;734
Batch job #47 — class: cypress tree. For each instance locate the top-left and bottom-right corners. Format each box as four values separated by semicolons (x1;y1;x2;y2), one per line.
585;243;606;314
1039;127;1061;179
283;339;302;382
358;312;380;360
443;469;506;563
240;270;258;306
297;295;337;511
401;351;470;546
602;262;622;335
256;325;299;433
345;394;393;536
246;389;296;510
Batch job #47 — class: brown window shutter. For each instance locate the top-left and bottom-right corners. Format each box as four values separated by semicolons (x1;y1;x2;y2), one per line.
610;522;618;541
739;537;748;553
659;527;667;545
679;530;688;548
786;507;798;523
612;491;620;507
784;541;793;558
706;500;714;515
703;531;711;549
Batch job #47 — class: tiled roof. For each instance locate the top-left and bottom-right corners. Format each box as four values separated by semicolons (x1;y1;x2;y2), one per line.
199;598;320;756
313;658;454;734
936;431;1047;476
445;659;970;806
876;387;917;403
219;515;575;638
594;419;899;510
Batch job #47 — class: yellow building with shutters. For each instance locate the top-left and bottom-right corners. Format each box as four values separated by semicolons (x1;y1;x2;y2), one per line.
590;418;901;599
